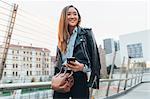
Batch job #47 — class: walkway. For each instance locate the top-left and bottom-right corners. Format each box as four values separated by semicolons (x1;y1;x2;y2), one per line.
116;82;150;99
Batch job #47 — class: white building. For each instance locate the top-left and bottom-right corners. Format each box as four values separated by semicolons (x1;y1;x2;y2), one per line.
119;30;150;67
1;44;52;83
103;38;121;67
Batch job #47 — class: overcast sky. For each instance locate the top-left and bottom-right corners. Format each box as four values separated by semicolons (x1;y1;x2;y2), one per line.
3;0;150;55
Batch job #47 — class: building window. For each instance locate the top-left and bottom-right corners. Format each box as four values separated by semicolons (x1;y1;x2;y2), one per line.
30;57;32;61
17;50;19;54
5;64;6;68
16;72;18;76
23;51;26;54
127;43;143;58
27;71;29;76
12;50;14;54
23;64;25;66
30;64;32;68
4;72;6;76
12;56;15;60
16;64;18;68
23;57;25;61
27;57;29;61
13;64;15;68
13;72;14;76
30;71;32;76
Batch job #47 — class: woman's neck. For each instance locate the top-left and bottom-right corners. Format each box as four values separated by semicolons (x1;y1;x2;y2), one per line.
68;26;75;35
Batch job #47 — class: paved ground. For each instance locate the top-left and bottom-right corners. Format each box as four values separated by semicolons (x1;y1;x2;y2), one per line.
116;82;150;99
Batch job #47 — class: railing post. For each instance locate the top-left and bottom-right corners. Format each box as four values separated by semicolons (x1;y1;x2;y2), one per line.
124;57;130;90
117;57;125;93
140;62;146;82
137;63;141;83
138;63;143;83
130;62;135;87
105;51;116;96
134;63;138;85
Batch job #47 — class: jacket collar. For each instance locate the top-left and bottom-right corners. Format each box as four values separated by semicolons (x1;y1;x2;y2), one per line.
77;26;87;35
74;26;87;48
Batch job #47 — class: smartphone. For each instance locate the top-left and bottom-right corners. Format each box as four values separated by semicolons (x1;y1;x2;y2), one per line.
67;57;76;64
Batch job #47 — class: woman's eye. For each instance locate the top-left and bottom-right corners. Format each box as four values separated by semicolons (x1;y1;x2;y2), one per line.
74;13;77;16
67;13;71;16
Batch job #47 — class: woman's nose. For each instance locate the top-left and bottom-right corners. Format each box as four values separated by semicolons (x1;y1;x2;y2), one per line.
70;14;74;18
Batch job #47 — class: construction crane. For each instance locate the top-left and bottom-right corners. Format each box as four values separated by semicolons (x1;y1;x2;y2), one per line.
0;4;18;80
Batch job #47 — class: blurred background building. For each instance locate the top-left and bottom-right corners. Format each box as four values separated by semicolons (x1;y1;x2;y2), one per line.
103;38;121;68
119;30;150;67
0;44;52;83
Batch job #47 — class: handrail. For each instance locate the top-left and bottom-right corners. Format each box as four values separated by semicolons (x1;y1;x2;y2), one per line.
0;75;143;91
0;82;51;91
0;68;148;99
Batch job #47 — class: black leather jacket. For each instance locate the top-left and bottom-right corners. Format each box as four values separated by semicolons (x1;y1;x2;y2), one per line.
54;26;101;89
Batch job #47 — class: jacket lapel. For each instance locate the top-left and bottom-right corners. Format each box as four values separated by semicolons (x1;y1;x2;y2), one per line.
74;27;87;48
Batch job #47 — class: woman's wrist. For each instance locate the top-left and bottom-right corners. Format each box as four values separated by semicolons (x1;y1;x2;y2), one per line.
79;63;84;71
82;64;87;72
83;64;91;73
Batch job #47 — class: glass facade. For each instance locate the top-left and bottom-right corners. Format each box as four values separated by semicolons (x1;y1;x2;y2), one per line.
104;39;113;54
127;43;143;58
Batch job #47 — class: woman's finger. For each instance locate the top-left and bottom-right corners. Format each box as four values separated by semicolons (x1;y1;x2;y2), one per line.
66;63;76;69
69;61;76;65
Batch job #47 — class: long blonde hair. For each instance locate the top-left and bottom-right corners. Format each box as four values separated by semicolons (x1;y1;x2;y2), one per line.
58;5;81;54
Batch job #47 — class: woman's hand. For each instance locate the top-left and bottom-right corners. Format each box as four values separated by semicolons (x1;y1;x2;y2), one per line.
65;61;84;72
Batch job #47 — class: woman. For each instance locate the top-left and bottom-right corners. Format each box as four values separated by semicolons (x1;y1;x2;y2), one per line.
53;5;101;99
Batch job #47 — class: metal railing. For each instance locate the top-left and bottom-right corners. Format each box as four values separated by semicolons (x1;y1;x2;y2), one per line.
0;68;146;99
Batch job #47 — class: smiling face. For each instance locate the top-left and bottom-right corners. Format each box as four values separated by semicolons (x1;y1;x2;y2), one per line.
67;7;79;28
58;5;81;53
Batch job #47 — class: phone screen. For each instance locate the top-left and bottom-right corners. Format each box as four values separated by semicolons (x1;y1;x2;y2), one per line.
67;57;76;64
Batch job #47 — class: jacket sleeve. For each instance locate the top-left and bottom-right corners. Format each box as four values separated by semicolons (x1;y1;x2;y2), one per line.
86;29;101;89
54;47;62;75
